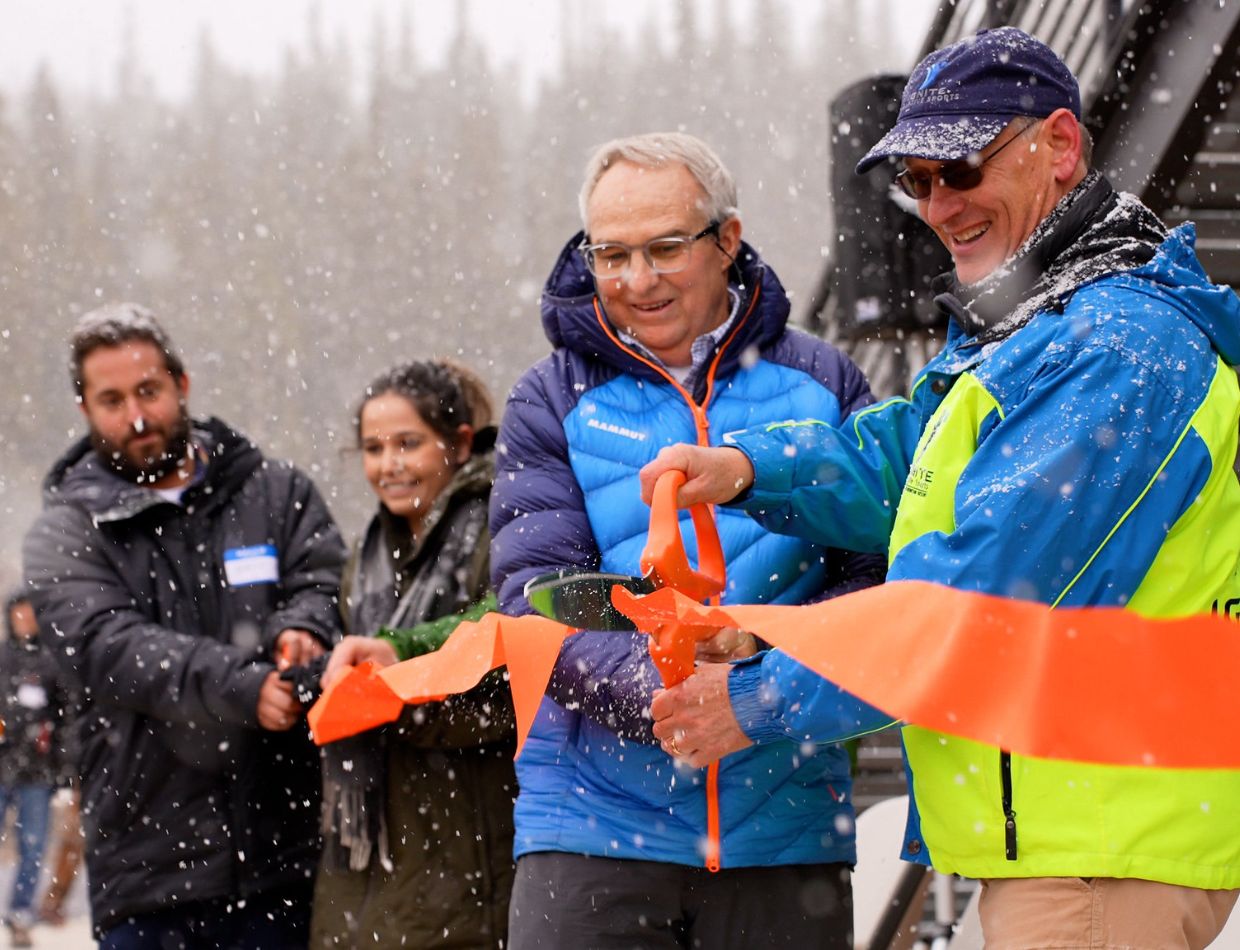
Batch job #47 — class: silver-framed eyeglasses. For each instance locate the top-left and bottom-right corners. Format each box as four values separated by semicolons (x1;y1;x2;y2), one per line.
578;222;720;280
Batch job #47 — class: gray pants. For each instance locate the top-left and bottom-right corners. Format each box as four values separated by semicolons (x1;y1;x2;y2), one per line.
508;852;852;949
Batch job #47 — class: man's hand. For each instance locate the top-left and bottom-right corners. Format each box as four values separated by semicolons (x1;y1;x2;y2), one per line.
257;671;303;731
274;628;325;670
322;636;399;689
639;444;755;508
650;663;753;768
694;627;757;663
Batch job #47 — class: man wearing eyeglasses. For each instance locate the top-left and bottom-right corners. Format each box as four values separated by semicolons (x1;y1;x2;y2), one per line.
642;27;1240;948
490;132;884;947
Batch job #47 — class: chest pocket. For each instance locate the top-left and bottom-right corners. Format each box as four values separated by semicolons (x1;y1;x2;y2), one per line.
212;476;289;653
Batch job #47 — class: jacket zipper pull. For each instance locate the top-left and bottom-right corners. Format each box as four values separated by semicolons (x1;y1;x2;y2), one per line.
1004;811;1018;861
690;403;710;445
1001;749;1018;860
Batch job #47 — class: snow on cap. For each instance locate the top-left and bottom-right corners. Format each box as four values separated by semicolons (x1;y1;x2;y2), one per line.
856;27;1080;174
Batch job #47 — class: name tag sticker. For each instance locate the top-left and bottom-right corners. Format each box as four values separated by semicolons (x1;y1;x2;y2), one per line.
224;545;279;587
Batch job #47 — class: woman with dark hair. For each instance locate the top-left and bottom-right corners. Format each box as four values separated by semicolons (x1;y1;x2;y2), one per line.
310;360;516;950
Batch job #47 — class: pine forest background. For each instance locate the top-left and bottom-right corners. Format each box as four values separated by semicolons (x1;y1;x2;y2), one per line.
0;0;924;589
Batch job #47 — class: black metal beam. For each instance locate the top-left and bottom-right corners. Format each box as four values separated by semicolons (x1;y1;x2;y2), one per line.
1089;0;1240;210
919;1;965;61
1104;0;1125;49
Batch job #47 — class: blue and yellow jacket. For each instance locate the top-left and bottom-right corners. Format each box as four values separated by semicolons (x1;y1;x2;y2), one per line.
726;222;1240;887
490;234;880;868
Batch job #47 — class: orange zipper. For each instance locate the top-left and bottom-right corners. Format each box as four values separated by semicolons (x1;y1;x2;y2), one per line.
591;284;762;873
589;284;762;449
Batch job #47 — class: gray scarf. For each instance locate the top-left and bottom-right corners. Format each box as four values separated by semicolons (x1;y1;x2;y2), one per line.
935;172;1169;344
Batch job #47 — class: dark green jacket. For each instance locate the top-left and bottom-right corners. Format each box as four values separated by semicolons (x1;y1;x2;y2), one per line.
311;450;516;950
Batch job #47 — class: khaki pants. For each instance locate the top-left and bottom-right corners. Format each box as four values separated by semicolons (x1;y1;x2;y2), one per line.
978;877;1239;950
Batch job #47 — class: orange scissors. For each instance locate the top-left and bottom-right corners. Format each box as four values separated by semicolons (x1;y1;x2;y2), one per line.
524;469;726;686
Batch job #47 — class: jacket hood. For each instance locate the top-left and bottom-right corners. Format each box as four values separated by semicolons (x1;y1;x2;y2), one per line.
1133;224;1240;367
539;232;792;382
42;416;264;523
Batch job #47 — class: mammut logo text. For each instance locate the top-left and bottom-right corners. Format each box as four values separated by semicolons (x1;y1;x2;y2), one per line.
586;418;648;442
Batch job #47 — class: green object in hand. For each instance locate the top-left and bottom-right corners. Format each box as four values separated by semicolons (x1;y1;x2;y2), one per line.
376;592;498;661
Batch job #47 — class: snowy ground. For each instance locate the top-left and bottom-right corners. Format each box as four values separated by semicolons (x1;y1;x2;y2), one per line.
0;858;90;948
0;791;90;947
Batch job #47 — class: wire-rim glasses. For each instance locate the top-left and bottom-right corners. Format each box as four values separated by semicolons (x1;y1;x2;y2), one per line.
579;222;721;280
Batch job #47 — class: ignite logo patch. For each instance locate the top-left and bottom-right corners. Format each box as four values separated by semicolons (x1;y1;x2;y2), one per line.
919;59;949;90
905;465;935;498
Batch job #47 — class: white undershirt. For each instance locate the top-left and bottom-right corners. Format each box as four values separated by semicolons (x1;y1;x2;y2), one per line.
154;484;188;505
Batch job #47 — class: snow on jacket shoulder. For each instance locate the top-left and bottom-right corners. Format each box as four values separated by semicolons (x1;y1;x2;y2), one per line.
726;223;1240;888
22;416;345;933
490;235;881;869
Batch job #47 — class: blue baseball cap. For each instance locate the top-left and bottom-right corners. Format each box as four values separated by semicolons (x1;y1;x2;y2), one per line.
856;27;1081;174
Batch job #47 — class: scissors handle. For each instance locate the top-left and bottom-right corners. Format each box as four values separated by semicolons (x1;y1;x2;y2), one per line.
648;622;700;687
640;470;726;602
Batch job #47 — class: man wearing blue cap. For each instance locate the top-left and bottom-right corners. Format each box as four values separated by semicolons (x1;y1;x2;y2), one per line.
642;27;1240;947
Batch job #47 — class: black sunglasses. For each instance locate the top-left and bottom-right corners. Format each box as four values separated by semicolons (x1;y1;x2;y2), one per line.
894;120;1040;201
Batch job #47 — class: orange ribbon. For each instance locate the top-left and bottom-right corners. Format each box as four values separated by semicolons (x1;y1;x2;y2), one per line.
624;582;1240;769
310;580;1240;769
305;659;404;743
308;615;574;749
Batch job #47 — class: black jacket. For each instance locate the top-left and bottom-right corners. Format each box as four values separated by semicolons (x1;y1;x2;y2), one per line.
22;417;346;934
0;619;73;788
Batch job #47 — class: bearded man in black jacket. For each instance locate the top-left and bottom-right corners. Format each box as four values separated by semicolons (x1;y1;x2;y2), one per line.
23;303;345;948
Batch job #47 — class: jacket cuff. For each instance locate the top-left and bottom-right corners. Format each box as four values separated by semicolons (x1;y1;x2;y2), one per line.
728;657;788;745
262;614;334;655
724;431;795;511
229;662;274;727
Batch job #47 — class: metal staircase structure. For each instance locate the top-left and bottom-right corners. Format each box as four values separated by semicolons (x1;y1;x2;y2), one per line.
809;0;1240;399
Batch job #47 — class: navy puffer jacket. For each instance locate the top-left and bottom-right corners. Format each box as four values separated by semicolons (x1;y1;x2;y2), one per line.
490;235;883;868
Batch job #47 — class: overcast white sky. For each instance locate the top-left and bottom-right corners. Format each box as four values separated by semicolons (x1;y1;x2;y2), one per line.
1;1;531;98
0;0;927;102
